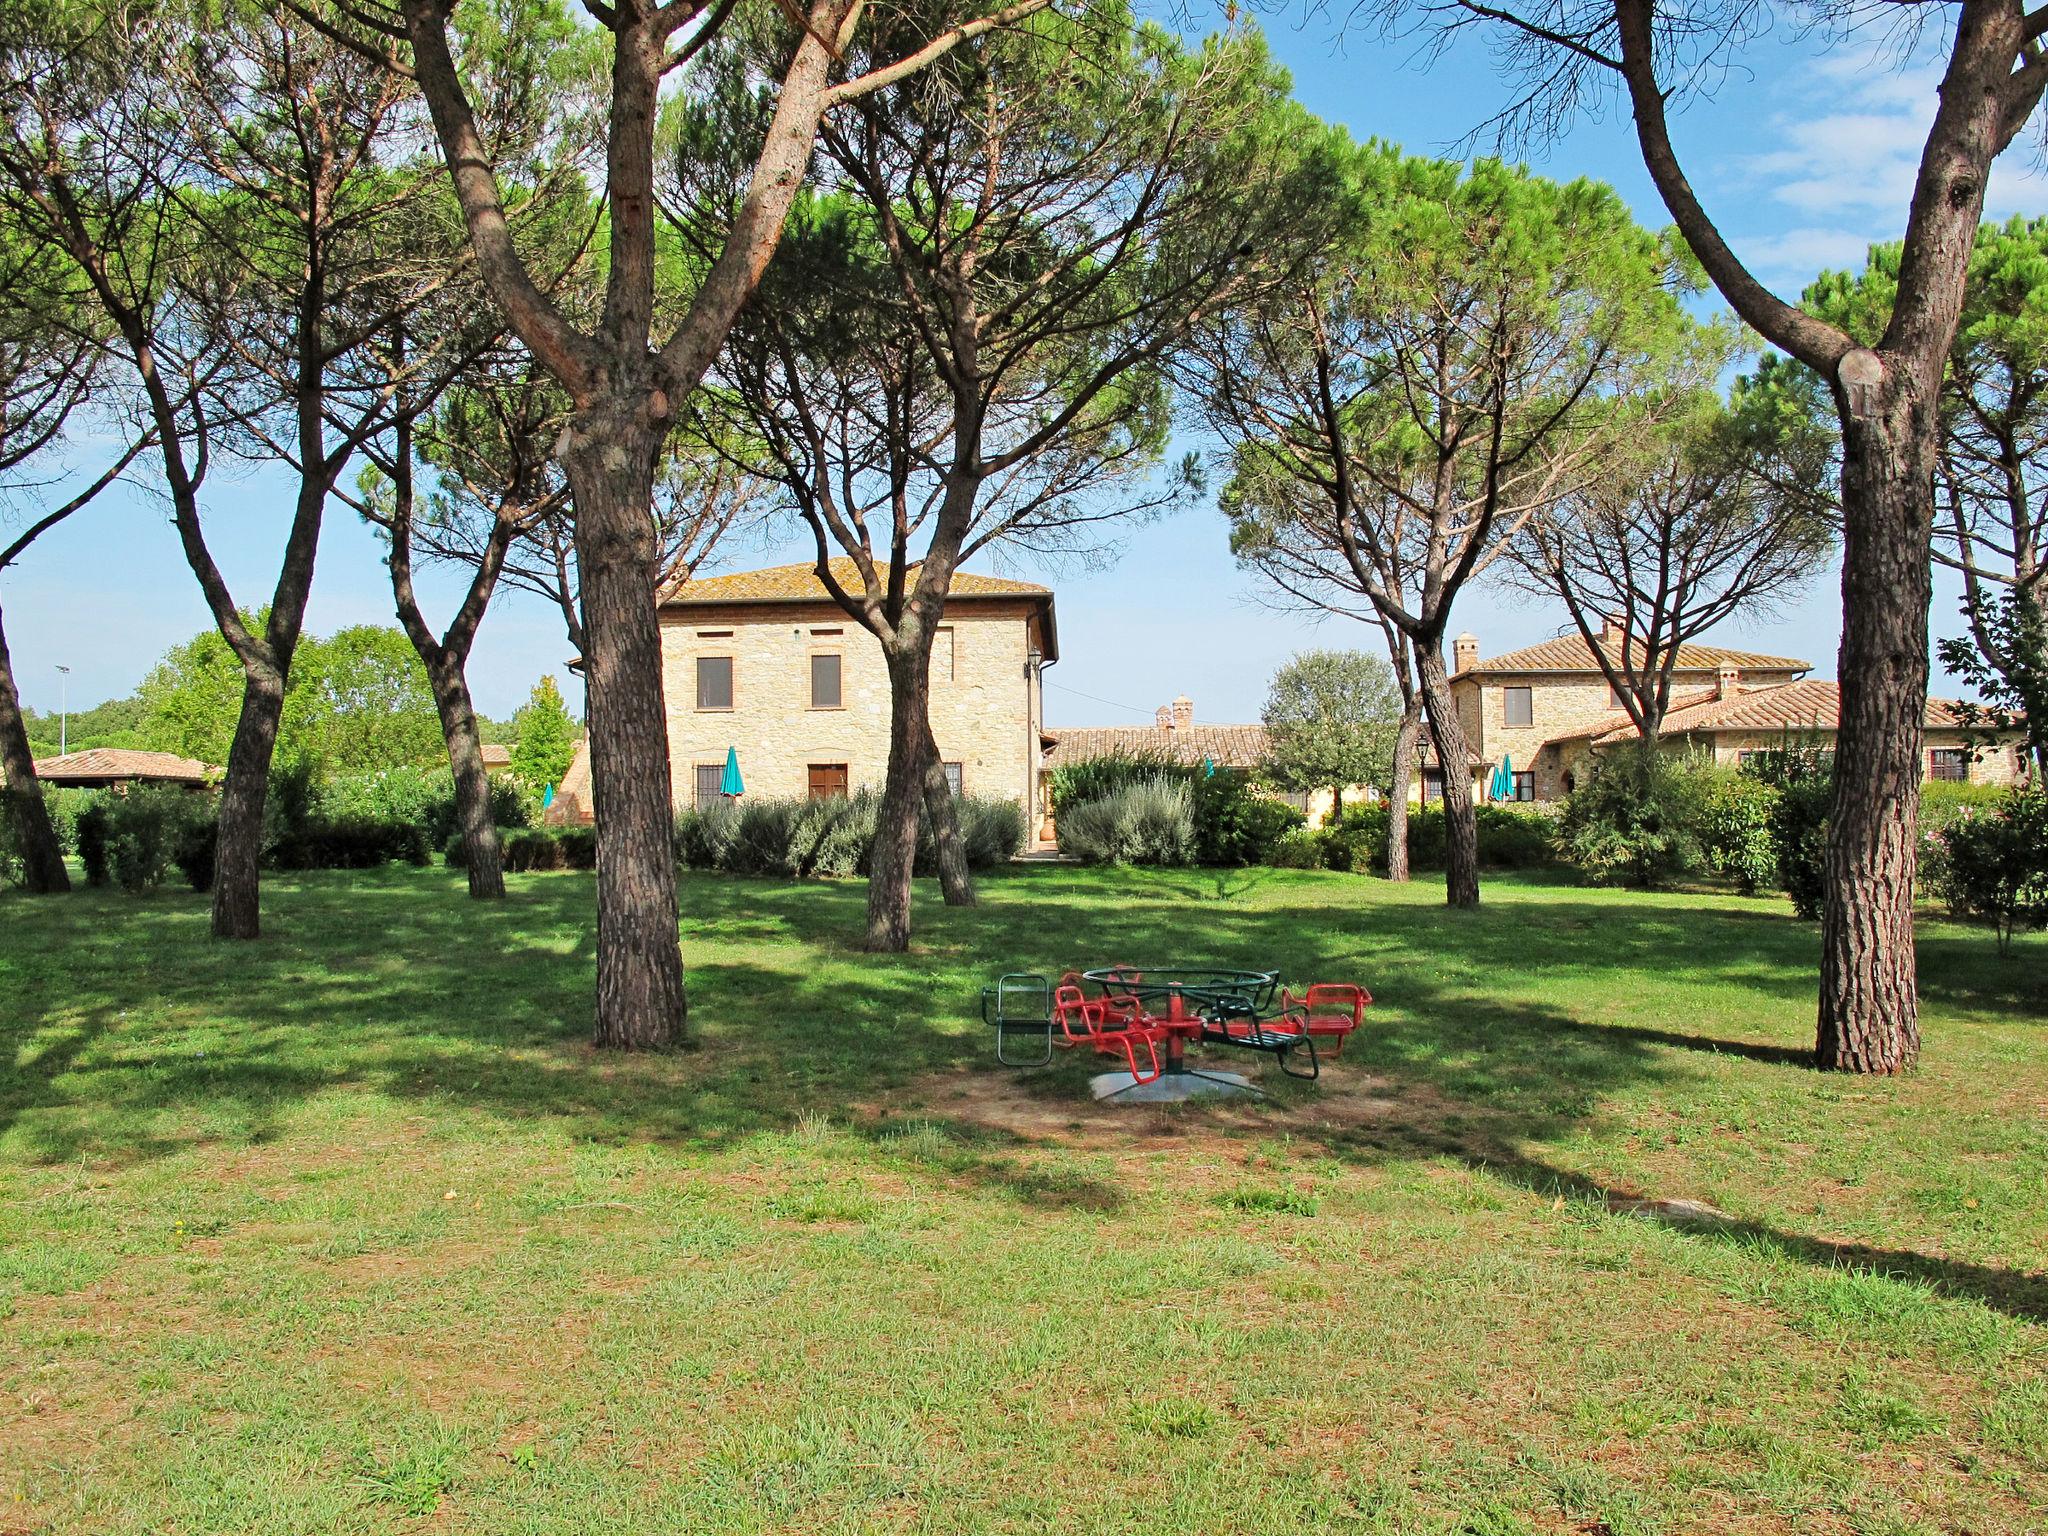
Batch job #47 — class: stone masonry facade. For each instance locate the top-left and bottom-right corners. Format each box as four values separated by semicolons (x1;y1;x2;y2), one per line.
659;596;1049;819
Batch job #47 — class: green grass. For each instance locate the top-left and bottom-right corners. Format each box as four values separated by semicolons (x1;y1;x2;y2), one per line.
2;864;2044;1534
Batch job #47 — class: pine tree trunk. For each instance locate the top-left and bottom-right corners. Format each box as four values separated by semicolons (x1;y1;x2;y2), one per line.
0;603;68;894
1385;695;1422;884
1817;393;1934;1074
919;717;975;906
211;667;286;939
866;644;934;951
1415;637;1479;908
430;655;505;900
560;418;688;1049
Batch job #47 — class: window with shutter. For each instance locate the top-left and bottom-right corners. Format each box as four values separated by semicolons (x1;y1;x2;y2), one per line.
810;653;842;709
696;655;733;710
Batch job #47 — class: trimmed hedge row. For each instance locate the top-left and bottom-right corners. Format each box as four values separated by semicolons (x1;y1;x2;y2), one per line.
673;791;1026;878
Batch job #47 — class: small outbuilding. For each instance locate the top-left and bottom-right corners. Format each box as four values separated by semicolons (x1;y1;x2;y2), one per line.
32;748;220;791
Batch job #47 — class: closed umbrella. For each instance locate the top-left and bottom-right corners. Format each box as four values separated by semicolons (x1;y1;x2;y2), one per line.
720;746;745;797
1494;754;1515;801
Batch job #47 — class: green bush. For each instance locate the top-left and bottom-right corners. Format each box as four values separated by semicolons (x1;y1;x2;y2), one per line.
1930;789;2048;952
728;798;803;876
173;816;218;892
674;799;742;870
1056;776;1196;866
1047;749;1183;813
501;827;598;872
1745;748;1834;920
102;786;208;893
1557;744;1702;888
271;816;431;871
1318;800;1555;874
1267;825;1329;869
1191;772;1306;866
1694;769;1781;894
75;803;111;886
0;791;24;888
672;790;1021;879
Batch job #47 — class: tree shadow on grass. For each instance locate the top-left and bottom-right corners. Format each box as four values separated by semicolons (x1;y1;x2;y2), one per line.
3;864;2043;1324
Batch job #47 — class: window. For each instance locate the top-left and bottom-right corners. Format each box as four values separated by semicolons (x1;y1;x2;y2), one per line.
1511;771;1535;803
936;627;955;681
693;763;731;810
696;655;733;710
1421;767;1445;804
1503;687;1533;727
943;761;963;797
810;653;842;709
1929;748;1968;783
807;763;849;800
1609;684;1629;710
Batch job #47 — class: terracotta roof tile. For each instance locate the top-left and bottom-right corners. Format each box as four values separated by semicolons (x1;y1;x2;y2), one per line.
1040;724;1483;771
1458;634;1810;679
663;559;1050;605
32;748;218;784
480;744;512;769
1587;680;1988;746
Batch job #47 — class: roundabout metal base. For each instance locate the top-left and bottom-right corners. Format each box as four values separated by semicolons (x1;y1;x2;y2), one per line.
1090;1068;1260;1103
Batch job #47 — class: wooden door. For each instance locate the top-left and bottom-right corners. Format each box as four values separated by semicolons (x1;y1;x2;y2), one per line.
808;763;849;800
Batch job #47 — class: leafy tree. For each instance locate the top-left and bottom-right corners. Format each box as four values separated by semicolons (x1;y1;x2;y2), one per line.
1260;651;1402;814
715;5;1318;949
511;676;577;792
1556;742;1703;889
1507;342;1836;738
1412;0;2048;1070
353;0;1057;1047
0;205;147;893
139;622;441;778
1196;148;1693;910
1;1;480;940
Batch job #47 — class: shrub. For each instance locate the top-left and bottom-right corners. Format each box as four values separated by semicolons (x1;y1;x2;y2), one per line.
943;795;1027;870
1745;748;1834;920
1056;775;1196;866
1930;789;2048;953
1191;772;1306;866
319;764;535;848
0;791;23;888
503;829;564;872
674;799;742;870
1267;825;1329;869
1557;744;1702;888
810;793;878;878
271;816;430;871
173;816;218;892
1694;769;1781;894
553;827;597;869
727;798;803;876
104;786;201;892
1317;800;1554;874
1047;749;1183;813
75;803;111;886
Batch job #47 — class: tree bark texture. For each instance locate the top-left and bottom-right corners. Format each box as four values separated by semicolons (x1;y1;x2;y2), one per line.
1415;637;1479;908
1385;694;1423;884
919;716;975;906
211;667;286;939
430;656;505;900
1817;381;1937;1073
560;418;688;1048
0;604;69;893
867;644;936;951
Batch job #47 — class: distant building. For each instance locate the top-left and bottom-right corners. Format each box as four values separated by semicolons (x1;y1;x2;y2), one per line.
480;743;513;775
32;748;219;791
548;560;1055;839
1450;621;2029;800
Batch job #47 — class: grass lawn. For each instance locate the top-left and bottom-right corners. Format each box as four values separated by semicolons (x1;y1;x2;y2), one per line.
2;865;2045;1535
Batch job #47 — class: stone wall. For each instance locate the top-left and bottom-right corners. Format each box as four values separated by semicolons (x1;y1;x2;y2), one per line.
658;598;1046;818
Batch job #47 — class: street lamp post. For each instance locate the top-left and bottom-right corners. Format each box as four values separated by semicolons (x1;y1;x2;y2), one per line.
55;664;69;755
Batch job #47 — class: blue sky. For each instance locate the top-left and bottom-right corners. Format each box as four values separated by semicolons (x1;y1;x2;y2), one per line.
6;8;2042;729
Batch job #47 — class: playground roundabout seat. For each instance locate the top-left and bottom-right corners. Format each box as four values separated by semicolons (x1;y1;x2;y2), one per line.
979;965;1371;1103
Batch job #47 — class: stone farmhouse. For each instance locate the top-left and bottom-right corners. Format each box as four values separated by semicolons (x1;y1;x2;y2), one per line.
546;565;2028;833
551;561;1055;833
1451;621;2031;801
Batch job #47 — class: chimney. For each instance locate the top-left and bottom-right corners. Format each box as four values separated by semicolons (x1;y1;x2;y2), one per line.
1600;614;1627;644
1155;704;1173;730
1171;696;1194;733
1453;633;1479;674
1716;663;1740;699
